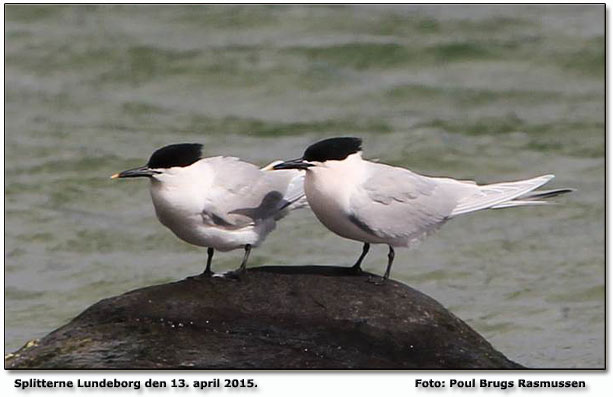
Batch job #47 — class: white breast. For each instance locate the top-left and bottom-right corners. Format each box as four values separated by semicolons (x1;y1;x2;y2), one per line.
147;161;266;251
304;154;383;244
149;173;208;246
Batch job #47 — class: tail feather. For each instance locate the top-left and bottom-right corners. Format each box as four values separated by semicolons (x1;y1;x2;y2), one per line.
517;188;576;200
490;200;552;209
260;162;308;218
279;172;308;212
450;175;572;217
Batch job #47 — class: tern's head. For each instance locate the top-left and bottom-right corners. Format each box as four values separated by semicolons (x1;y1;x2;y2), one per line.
273;137;362;170
111;143;204;180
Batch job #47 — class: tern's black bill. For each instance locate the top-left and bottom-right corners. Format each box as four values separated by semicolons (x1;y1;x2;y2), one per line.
111;166;160;179
272;158;314;171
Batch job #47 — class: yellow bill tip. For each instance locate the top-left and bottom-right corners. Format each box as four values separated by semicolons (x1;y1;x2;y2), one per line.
110;173;120;179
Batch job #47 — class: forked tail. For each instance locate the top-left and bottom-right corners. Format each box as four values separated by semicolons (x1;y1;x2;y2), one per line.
450;175;573;217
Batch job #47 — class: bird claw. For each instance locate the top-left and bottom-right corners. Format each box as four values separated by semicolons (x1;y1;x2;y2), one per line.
367;276;386;286
348;266;363;275
187;271;214;281
218;270;245;281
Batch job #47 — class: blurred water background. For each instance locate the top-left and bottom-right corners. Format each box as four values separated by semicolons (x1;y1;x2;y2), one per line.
4;4;604;368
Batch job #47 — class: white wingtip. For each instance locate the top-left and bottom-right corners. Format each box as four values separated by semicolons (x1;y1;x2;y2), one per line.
261;161;283;171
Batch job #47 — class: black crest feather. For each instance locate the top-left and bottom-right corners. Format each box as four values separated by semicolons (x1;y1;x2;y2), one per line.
147;143;203;169
303;137;362;162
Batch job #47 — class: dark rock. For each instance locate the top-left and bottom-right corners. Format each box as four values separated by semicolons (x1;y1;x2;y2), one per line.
6;266;522;369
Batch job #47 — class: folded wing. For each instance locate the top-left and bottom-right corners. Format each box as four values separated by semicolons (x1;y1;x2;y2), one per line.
349;163;458;244
201;157;306;229
349;165;572;246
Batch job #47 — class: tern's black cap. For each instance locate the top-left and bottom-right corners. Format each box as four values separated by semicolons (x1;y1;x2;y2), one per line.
147;143;204;169
303;137;362;162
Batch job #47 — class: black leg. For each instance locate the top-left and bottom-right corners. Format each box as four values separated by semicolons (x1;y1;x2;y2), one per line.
238;244;252;273
367;245;395;285
222;245;253;280
351;242;370;273
383;245;395;280
202;247;214;275
188;247;215;280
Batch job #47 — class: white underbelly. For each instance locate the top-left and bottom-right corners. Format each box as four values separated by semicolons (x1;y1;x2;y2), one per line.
149;178;275;251
154;206;272;251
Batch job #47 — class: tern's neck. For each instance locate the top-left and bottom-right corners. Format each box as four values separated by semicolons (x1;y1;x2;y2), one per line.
151;161;211;189
303;152;366;216
309;152;365;175
149;161;212;213
305;152;366;191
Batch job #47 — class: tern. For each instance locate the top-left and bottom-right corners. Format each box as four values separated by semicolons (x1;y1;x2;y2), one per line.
274;137;572;281
112;143;306;277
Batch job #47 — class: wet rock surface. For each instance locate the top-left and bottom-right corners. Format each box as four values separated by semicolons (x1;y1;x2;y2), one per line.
6;266;522;369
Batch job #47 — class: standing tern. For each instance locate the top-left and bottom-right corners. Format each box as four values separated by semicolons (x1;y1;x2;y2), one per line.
274;137;572;281
111;143;306;278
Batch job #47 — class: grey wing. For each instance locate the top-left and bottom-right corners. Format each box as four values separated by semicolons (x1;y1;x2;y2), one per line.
349;164;458;244
202;157;297;228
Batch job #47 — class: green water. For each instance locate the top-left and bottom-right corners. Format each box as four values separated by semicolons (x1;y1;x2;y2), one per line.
4;4;604;368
